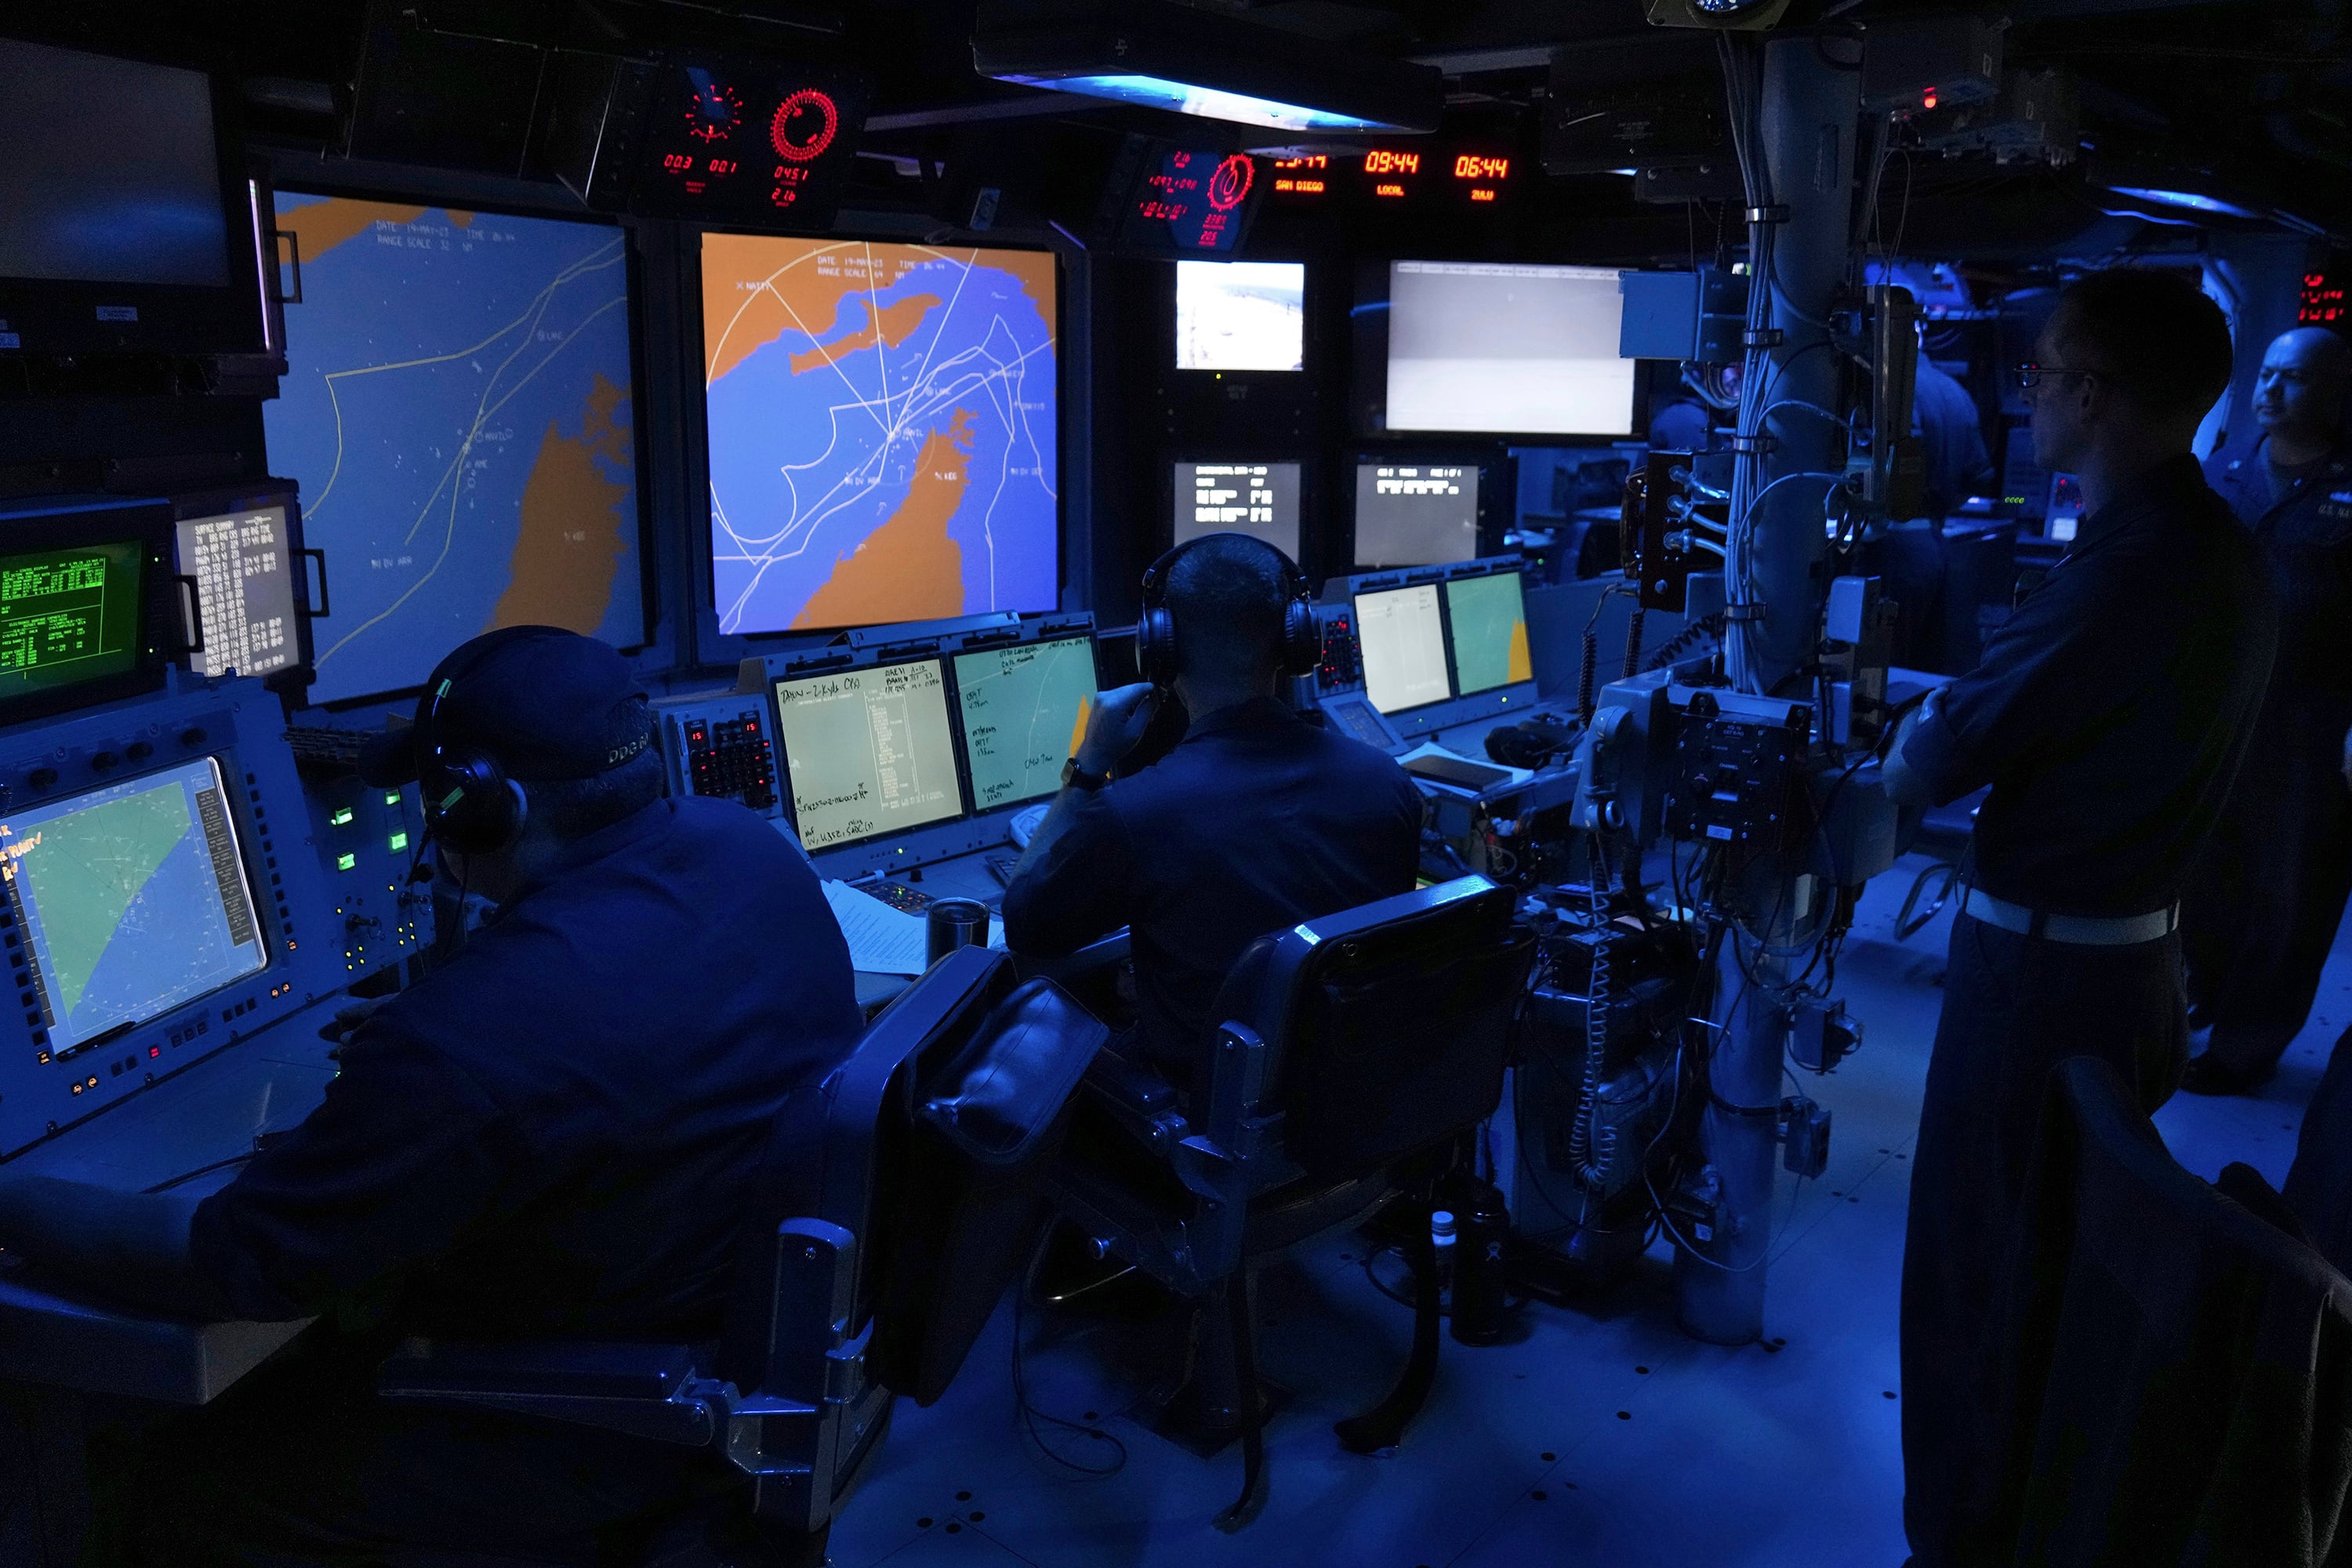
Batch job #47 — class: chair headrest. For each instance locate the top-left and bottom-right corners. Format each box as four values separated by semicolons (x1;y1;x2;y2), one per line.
920;977;1109;1166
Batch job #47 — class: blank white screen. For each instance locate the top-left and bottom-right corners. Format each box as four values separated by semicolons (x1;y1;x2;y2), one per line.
1356;584;1451;713
1176;261;1305;372
1385;261;1633;436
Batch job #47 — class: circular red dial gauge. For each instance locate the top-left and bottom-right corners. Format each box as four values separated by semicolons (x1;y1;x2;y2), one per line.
771;89;840;163
1207;154;1255;212
685;82;742;143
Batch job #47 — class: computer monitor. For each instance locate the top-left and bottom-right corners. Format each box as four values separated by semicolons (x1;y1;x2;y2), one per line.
1175;260;1305;372
1445;571;1532;696
1173;462;1302;560
1383;261;1634;437
1355;461;1479;568
263;192;646;703
1;757;267;1054
773;658;964;853
176;500;303;681
1355;583;1451;714
952;635;1098;813
0;532;158;726
702;234;1060;635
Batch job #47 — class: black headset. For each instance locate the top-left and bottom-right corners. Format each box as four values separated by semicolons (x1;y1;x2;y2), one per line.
1135;532;1322;688
412;627;549;858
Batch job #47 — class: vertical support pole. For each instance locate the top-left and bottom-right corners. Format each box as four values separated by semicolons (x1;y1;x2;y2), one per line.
1676;34;1858;1348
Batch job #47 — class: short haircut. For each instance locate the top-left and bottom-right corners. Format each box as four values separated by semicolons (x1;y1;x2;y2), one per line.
1165;534;1292;685
529;745;663;842
2049;268;2234;425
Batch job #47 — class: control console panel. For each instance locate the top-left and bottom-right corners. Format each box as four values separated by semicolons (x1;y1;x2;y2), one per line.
654;695;781;820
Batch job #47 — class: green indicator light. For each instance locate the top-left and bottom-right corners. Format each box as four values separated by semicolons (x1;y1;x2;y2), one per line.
384;791;401;807
336;852;357;872
387;831;409;853
330;808;354;826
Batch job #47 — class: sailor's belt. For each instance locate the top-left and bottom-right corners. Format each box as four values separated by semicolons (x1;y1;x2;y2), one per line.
1959;884;2179;946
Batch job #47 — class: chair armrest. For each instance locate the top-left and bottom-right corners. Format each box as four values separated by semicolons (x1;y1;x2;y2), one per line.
376;1338;734;1447
1014;927;1131;986
1081;1043;1189;1156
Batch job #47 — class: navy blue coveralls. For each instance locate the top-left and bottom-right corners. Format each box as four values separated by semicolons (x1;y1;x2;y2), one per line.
1001;695;1422;1084
2180;434;2352;1078
114;797;864;1564
1892;454;2277;1566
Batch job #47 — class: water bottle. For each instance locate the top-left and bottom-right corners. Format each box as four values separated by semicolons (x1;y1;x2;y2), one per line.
1450;1180;1512;1347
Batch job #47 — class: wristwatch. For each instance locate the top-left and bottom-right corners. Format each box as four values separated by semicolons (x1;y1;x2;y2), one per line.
1061;756;1110;793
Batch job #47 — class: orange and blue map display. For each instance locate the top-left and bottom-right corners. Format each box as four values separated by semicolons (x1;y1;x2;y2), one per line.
701;237;1059;634
262;194;643;702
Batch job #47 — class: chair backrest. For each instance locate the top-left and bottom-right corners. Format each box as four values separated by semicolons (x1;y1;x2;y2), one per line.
1215;875;1534;1183
724;947;1106;1409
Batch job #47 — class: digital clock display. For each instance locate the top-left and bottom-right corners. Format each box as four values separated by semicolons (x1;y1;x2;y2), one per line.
1266;140;1517;212
632;59;867;229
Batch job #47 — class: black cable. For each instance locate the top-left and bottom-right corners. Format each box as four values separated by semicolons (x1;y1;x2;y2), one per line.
142;1153;256;1195
1011;1245;1127;1479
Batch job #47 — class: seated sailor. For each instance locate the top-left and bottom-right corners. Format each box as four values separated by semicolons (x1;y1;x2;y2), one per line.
0;626;865;1563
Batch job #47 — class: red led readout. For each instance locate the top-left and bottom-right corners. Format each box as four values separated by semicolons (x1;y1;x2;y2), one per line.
1454;154;1510;181
2302;270;2347;325
771;89;840;162
1364;148;1422;175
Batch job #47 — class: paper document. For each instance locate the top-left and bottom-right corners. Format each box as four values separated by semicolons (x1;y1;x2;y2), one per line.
821;880;931;976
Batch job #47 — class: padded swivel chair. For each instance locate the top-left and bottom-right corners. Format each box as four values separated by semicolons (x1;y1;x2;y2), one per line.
1046;874;1534;1527
376;947;1107;1566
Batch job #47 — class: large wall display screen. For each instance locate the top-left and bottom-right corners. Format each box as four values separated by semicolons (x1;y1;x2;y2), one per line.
263;194;644;702
1385;261;1633;437
702;236;1059;635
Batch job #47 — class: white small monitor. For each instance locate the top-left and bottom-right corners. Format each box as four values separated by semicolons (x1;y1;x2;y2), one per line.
1176;260;1305;372
1172;462;1302;560
1385;261;1635;436
1356;462;1479;568
1355;583;1452;714
176;503;303;681
773;659;964;853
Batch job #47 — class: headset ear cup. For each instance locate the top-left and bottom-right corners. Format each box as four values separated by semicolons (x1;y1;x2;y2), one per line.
1282;598;1321;677
430;750;524;857
1139;605;1178;687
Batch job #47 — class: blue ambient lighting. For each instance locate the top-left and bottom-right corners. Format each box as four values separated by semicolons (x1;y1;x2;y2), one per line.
2108;186;2263;220
992;73;1388;132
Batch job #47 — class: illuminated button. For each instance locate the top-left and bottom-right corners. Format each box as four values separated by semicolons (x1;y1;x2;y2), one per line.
336;853;358;872
331;808;355;826
383;792;401;807
388;831;409;853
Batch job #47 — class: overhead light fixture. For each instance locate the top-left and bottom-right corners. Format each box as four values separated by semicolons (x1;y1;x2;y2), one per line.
2107;185;2263;221
971;0;1444;136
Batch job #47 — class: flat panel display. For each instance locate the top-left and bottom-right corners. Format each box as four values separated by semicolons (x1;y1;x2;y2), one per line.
0;39;230;288
1445;571;1533;695
1112;140;1261;257
1385;261;1634;436
1355;462;1479;568
0;757;267;1054
1176;261;1304;372
1356;583;1451;714
952;636;1097;813
702;236;1059;634
773;659;963;852
263;194;644;702
177;504;300;680
1174;463;1301;559
0;541;147;712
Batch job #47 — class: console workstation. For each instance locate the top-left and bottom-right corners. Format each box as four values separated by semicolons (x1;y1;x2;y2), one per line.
1;3;2347;1565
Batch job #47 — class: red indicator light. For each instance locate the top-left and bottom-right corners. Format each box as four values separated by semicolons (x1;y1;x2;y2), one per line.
771;89;840;162
1207;154;1254;212
1922;89;1938;109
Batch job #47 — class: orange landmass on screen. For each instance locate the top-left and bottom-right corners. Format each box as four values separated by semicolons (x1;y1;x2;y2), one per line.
1507;618;1533;684
788;293;941;376
492;372;633;633
276;197;428;263
790;413;973;630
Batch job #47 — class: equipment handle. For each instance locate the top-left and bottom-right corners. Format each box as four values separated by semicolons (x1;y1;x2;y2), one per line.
273;227;303;304
299;547;331;617
175;575;206;655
